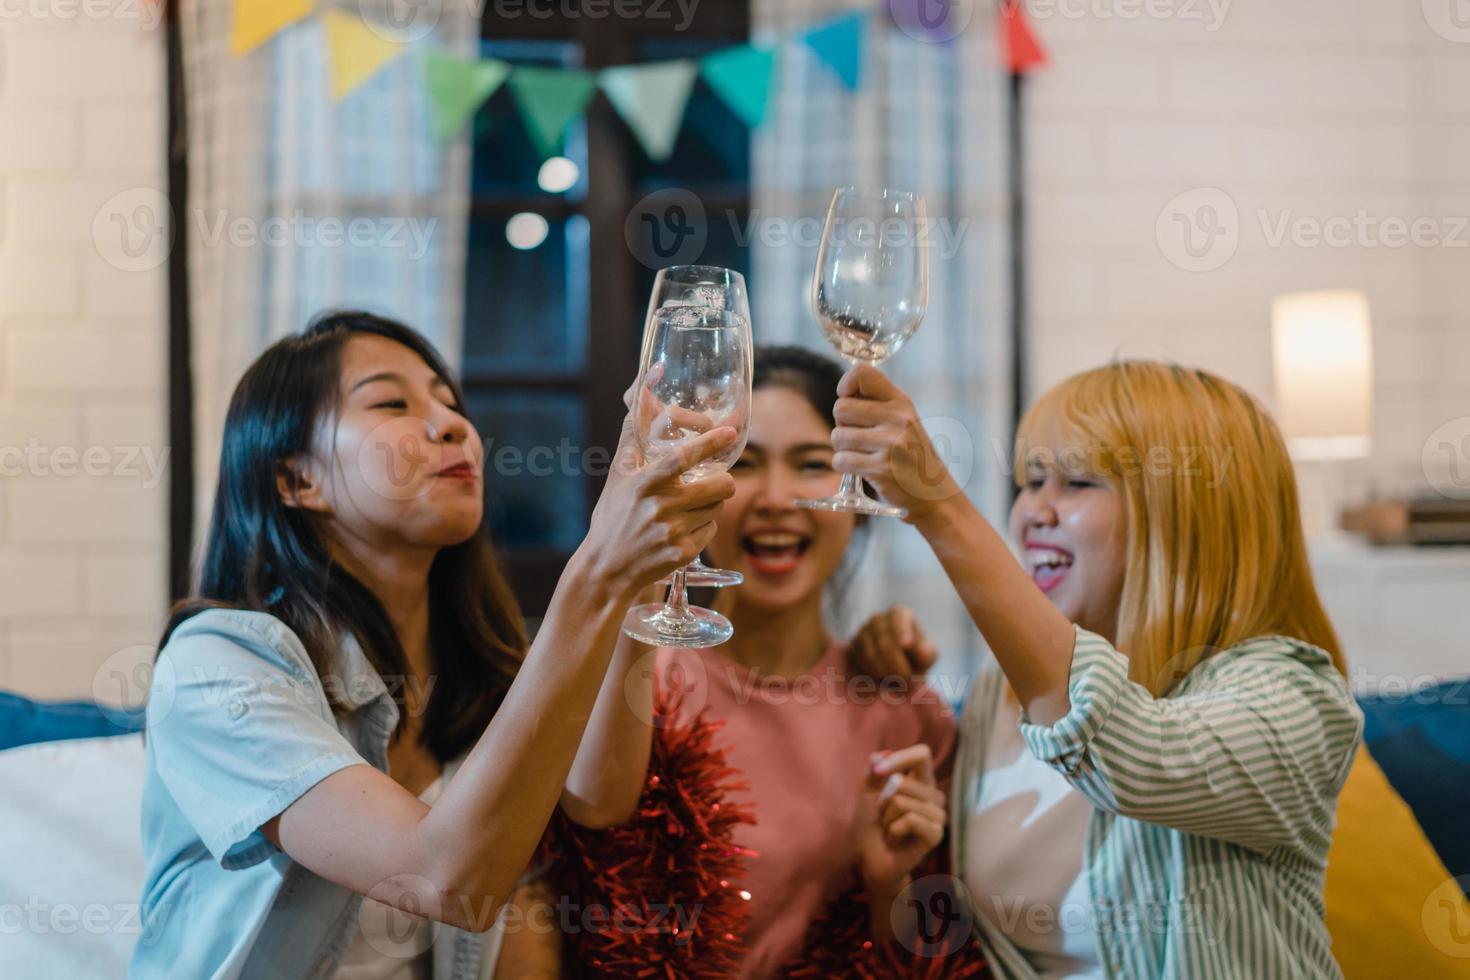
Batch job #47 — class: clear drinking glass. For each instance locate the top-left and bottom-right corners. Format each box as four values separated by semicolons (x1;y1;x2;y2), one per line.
796;186;929;518
621;265;753;648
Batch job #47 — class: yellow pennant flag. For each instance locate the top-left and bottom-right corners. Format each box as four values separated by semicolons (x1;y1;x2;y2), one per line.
232;0;313;56
322;9;405;102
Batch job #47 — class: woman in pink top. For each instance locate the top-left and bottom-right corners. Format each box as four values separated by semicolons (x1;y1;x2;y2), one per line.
498;347;979;978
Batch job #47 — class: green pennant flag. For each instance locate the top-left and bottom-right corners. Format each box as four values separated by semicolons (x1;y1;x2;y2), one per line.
425;52;510;141
508;66;598;159
701;45;775;129
600;60;698;161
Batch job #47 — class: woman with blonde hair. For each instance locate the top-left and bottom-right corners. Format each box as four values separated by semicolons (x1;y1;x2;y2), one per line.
839;359;1363;978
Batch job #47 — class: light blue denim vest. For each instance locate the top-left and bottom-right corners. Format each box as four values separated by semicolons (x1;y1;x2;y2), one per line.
129;609;500;980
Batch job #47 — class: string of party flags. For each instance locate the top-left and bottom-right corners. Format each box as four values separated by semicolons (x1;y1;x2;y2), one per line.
231;0;1045;162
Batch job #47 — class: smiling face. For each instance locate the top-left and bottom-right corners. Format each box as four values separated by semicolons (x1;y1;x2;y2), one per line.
284;333;484;551
704;386;856;613
1007;423;1129;642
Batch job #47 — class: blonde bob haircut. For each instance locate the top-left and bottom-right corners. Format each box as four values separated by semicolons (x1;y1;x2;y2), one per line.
1013;360;1346;697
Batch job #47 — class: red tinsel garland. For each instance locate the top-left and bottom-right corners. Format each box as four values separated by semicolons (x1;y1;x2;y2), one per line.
540;684;990;978
778;849;989;979
543;684;756;978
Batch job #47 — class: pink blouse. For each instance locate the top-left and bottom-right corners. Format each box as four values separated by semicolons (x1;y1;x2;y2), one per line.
656;640;956;978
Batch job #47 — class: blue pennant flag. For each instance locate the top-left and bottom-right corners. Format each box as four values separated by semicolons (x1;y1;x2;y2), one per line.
801;10;868;90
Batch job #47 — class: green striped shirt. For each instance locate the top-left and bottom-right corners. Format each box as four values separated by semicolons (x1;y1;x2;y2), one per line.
950;626;1363;979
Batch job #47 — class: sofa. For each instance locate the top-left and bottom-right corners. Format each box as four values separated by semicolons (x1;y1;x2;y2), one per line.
3;685;1468;978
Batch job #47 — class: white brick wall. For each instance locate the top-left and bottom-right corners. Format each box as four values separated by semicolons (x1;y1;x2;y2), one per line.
0;12;167;700
1024;1;1470;507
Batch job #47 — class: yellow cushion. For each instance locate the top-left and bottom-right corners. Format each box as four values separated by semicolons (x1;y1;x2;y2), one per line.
1325;746;1470;977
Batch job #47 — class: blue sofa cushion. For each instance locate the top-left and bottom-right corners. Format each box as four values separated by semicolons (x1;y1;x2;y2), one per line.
0;691;145;752
1359;679;1470;882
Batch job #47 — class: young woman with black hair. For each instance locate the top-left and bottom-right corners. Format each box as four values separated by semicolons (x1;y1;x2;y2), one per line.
498;346;984;978
130;311;737;979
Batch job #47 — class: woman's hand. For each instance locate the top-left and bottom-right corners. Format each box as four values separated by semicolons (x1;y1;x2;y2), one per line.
849;605;938;682
494;879;563;978
575;412;737;599
832;364;963;522
855;744;947;899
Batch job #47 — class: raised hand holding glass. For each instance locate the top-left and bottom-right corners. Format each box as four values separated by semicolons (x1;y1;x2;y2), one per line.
621;266;753;648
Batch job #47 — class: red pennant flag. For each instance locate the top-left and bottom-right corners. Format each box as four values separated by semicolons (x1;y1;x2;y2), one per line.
1001;0;1048;75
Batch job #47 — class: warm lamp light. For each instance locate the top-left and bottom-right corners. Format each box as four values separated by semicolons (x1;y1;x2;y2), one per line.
1270;289;1373;461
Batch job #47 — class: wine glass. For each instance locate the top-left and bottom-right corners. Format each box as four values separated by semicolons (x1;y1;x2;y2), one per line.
651;273;749;591
796;186;929;518
621;265;753;649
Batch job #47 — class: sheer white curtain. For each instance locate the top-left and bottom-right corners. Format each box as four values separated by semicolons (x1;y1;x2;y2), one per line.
179;0;476;527
750;0;1011;689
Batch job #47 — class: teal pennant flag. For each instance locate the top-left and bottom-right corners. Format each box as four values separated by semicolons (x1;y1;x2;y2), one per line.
700;44;776;129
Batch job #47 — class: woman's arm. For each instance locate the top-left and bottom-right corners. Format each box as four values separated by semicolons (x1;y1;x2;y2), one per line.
558;624;658;829
1016;629;1363;853
830;366;1365;851
261;423;738;932
493;880;563;978
831;364;1077;724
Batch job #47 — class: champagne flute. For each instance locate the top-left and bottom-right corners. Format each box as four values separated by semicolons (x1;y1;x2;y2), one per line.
622;265;753;648
797;186;929;518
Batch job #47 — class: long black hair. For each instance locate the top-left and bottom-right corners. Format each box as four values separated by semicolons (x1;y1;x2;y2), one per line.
163;310;526;762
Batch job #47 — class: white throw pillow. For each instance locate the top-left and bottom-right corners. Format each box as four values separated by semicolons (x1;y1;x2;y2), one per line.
0;733;146;980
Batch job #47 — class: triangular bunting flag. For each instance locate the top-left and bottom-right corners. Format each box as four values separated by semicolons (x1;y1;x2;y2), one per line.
508;67;599;159
323;10;405;102
231;0;312;56
1001;0;1047;74
700;45;775;129
600;61;698;161
425;52;511;141
801;10;867;90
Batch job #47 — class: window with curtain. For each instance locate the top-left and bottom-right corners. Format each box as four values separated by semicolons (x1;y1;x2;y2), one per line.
464;2;752;615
